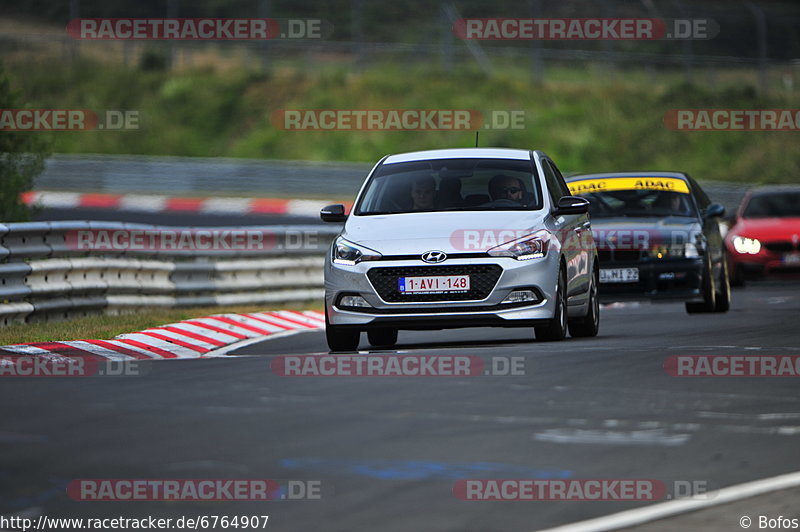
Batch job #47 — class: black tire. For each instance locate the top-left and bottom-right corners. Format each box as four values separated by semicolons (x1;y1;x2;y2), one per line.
325;310;360;351
714;254;731;313
536;267;568;341
569;266;600;338
730;262;746;287
686;256;716;314
367;328;398;347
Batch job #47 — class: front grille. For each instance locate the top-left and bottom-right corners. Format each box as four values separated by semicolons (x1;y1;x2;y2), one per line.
596;247;645;263
764;241;796;253
612;250;645;262
367;264;503;302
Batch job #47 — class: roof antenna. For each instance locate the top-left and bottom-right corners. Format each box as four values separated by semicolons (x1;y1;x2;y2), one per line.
475;131;479;147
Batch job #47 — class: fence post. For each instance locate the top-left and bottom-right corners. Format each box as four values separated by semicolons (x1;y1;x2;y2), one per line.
258;0;271;72
528;0;545;83
440;2;454;73
745;1;769;94
68;0;80;61
441;2;493;76
671;0;694;85
167;0;178;71
351;0;365;74
595;0;616;80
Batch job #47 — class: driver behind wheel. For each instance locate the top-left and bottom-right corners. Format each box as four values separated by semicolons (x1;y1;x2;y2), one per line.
489;174;525;203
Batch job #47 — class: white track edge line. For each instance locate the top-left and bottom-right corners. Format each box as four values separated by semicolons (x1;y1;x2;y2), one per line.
203;328;320;357
535;470;800;532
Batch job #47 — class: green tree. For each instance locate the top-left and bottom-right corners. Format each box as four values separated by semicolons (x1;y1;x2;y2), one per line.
0;63;49;221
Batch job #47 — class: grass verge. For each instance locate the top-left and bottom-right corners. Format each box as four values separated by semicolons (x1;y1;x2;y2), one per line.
4;58;800;185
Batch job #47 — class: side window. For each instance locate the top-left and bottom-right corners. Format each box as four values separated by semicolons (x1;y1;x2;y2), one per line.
548;160;572;197
688;176;710;210
541;159;565;207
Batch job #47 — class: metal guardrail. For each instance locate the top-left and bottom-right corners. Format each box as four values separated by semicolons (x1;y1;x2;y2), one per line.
33;156;753;212
35;154;372;197
0;221;340;327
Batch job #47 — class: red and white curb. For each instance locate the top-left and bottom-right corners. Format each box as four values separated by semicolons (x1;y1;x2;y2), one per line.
21;191;352;218
0;310;325;360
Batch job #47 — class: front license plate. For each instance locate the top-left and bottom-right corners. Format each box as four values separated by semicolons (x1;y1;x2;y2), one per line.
783;253;800;265
398;275;470;293
600;268;639;283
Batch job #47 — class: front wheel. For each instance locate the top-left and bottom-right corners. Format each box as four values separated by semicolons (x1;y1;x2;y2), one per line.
686;256;717;314
325;310;360;351
569;267;600;337
713;254;731;313
536;267;568;341
730;262;746;287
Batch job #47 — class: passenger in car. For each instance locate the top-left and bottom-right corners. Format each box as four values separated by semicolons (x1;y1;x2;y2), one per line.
411;175;437;210
652;192;689;215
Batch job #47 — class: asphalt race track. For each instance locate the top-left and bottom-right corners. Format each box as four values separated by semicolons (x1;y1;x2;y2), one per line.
1;282;799;531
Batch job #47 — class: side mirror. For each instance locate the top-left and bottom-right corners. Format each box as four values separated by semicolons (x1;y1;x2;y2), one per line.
320;204;347;223
705;203;725;219
555;196;590;215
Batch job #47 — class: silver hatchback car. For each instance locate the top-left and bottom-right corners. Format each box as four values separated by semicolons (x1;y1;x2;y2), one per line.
320;148;599;351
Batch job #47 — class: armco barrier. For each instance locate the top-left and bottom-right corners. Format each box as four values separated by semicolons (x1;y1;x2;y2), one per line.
0;221;339;327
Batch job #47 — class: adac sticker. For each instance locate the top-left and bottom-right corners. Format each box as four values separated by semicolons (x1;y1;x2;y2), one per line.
568;177;690;195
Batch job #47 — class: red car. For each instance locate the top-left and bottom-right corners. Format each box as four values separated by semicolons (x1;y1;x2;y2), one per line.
725;185;800;285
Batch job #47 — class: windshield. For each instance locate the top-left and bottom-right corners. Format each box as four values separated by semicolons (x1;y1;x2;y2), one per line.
354;158;543;215
576;189;697;218
742;192;800;218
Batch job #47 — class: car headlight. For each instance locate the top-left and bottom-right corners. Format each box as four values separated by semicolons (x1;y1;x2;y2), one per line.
650;244;685;259
731;235;761;255
683;242;702;259
487;230;550;260
332;237;382;265
650;240;704;259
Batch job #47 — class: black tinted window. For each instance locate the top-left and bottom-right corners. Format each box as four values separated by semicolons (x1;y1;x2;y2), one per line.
743;192;800;218
541;160;565;206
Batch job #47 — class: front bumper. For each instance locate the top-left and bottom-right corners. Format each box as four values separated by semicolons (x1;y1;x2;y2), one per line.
728;249;800;280
324;253;561;330
598;258;704;303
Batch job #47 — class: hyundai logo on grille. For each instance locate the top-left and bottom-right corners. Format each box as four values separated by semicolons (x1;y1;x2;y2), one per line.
421;250;447;263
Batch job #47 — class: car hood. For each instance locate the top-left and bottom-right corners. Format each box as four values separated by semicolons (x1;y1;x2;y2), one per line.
342;210;549;254
588;216;702;250
730;218;800;241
